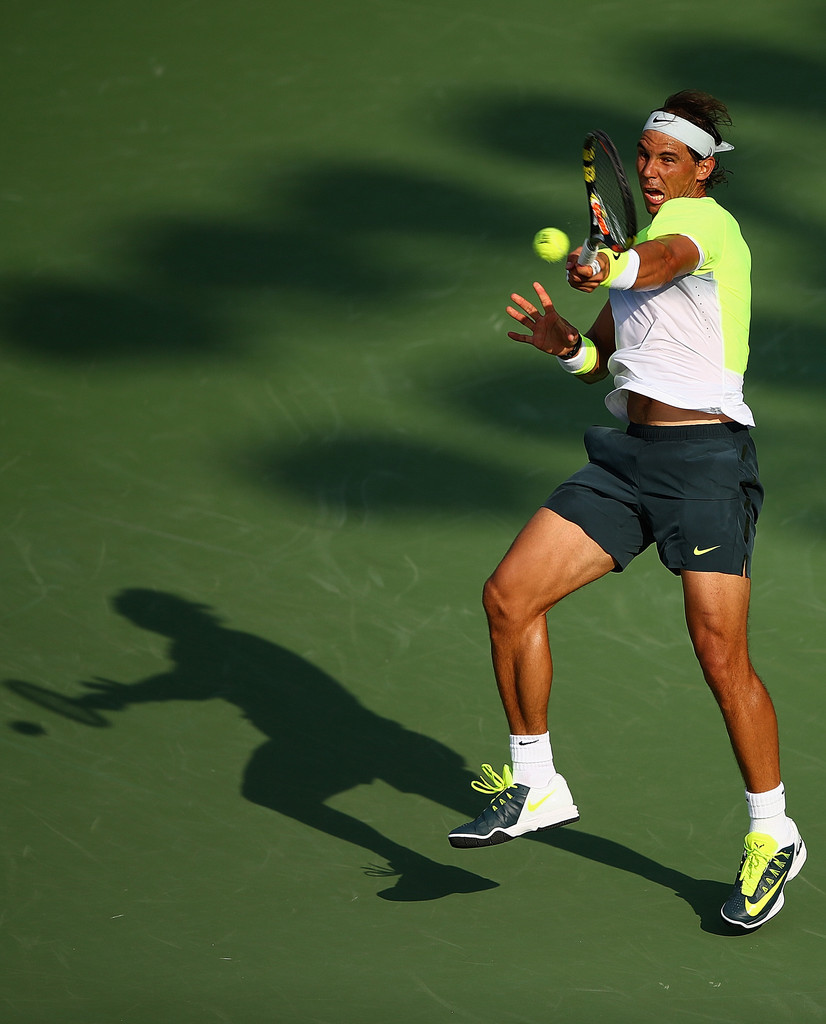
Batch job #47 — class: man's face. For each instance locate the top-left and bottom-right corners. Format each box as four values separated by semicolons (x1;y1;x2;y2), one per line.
636;129;714;216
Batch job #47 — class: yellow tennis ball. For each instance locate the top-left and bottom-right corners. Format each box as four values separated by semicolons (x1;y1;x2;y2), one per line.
533;227;570;264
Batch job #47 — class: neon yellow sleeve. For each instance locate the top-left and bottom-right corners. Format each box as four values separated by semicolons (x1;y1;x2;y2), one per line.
639;197;745;276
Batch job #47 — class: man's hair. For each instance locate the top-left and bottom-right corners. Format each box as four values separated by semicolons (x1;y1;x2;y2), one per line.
661;89;733;190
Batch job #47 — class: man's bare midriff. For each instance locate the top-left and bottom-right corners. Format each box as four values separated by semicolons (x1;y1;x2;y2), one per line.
626;392;733;426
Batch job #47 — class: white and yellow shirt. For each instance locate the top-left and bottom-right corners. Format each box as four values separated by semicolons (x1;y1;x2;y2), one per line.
606;196;753;426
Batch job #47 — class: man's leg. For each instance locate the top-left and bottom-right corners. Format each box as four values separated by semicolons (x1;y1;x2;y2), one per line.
484;508;616;736
681;570;779;791
448;508;615;848
681;570;806;928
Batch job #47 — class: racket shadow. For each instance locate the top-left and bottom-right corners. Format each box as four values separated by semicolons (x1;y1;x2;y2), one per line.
4;588;494;903
6;679;113;728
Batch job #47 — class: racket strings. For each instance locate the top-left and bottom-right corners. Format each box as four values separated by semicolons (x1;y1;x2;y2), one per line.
590;136;637;250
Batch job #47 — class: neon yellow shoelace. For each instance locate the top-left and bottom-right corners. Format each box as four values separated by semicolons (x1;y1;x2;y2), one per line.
470;763;514;795
738;835;788;897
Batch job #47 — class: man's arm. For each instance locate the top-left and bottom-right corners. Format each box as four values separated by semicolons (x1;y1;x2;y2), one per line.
566;233;701;293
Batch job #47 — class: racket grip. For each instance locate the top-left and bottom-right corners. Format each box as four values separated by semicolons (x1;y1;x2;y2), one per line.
578;239;602;274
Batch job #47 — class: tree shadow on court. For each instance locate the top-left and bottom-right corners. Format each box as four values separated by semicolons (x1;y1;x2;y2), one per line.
0;276;232;362
432;350;612;440
236;363;605;520
5;588;497;903
243;433;542;519
0;163;542;365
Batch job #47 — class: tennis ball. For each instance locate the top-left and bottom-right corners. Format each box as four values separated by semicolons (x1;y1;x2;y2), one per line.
533;227;570;264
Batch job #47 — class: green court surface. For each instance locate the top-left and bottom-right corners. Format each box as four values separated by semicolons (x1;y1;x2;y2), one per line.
3;1;826;1020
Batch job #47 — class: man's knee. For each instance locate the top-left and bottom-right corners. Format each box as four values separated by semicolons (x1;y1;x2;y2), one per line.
691;632;762;703
483;568;557;633
482;572;507;625
692;633;731;680
482;569;532;629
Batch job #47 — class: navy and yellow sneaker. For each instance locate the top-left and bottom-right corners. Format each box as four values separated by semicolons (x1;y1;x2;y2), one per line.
448;764;579;849
721;821;807;929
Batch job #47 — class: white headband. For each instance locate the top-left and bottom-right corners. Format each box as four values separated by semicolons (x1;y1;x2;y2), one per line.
643;110;734;159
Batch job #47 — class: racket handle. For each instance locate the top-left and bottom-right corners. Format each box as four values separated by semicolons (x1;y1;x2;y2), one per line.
578;238;602;274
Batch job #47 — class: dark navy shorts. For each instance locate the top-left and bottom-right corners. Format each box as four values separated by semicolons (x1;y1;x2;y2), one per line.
545;422;764;577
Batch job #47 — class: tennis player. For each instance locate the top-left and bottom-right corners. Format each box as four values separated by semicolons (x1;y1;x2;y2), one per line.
448;90;805;930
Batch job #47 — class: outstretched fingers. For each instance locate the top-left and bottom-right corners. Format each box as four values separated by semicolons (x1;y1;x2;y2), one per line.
504;281;578;354
506;282;556;341
508;282;553;317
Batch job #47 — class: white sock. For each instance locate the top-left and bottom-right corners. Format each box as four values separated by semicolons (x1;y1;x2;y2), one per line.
510;732;555;788
746;784;793;846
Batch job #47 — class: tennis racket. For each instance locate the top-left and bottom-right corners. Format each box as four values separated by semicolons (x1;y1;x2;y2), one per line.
578;130;637;273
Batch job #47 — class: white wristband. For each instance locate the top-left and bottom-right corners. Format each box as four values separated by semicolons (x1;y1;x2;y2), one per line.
605;248;640;290
556;335;597;375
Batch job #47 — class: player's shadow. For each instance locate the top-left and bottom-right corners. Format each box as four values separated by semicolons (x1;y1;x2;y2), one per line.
6;588;497;902
534;829;739;936
6;587;737;926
